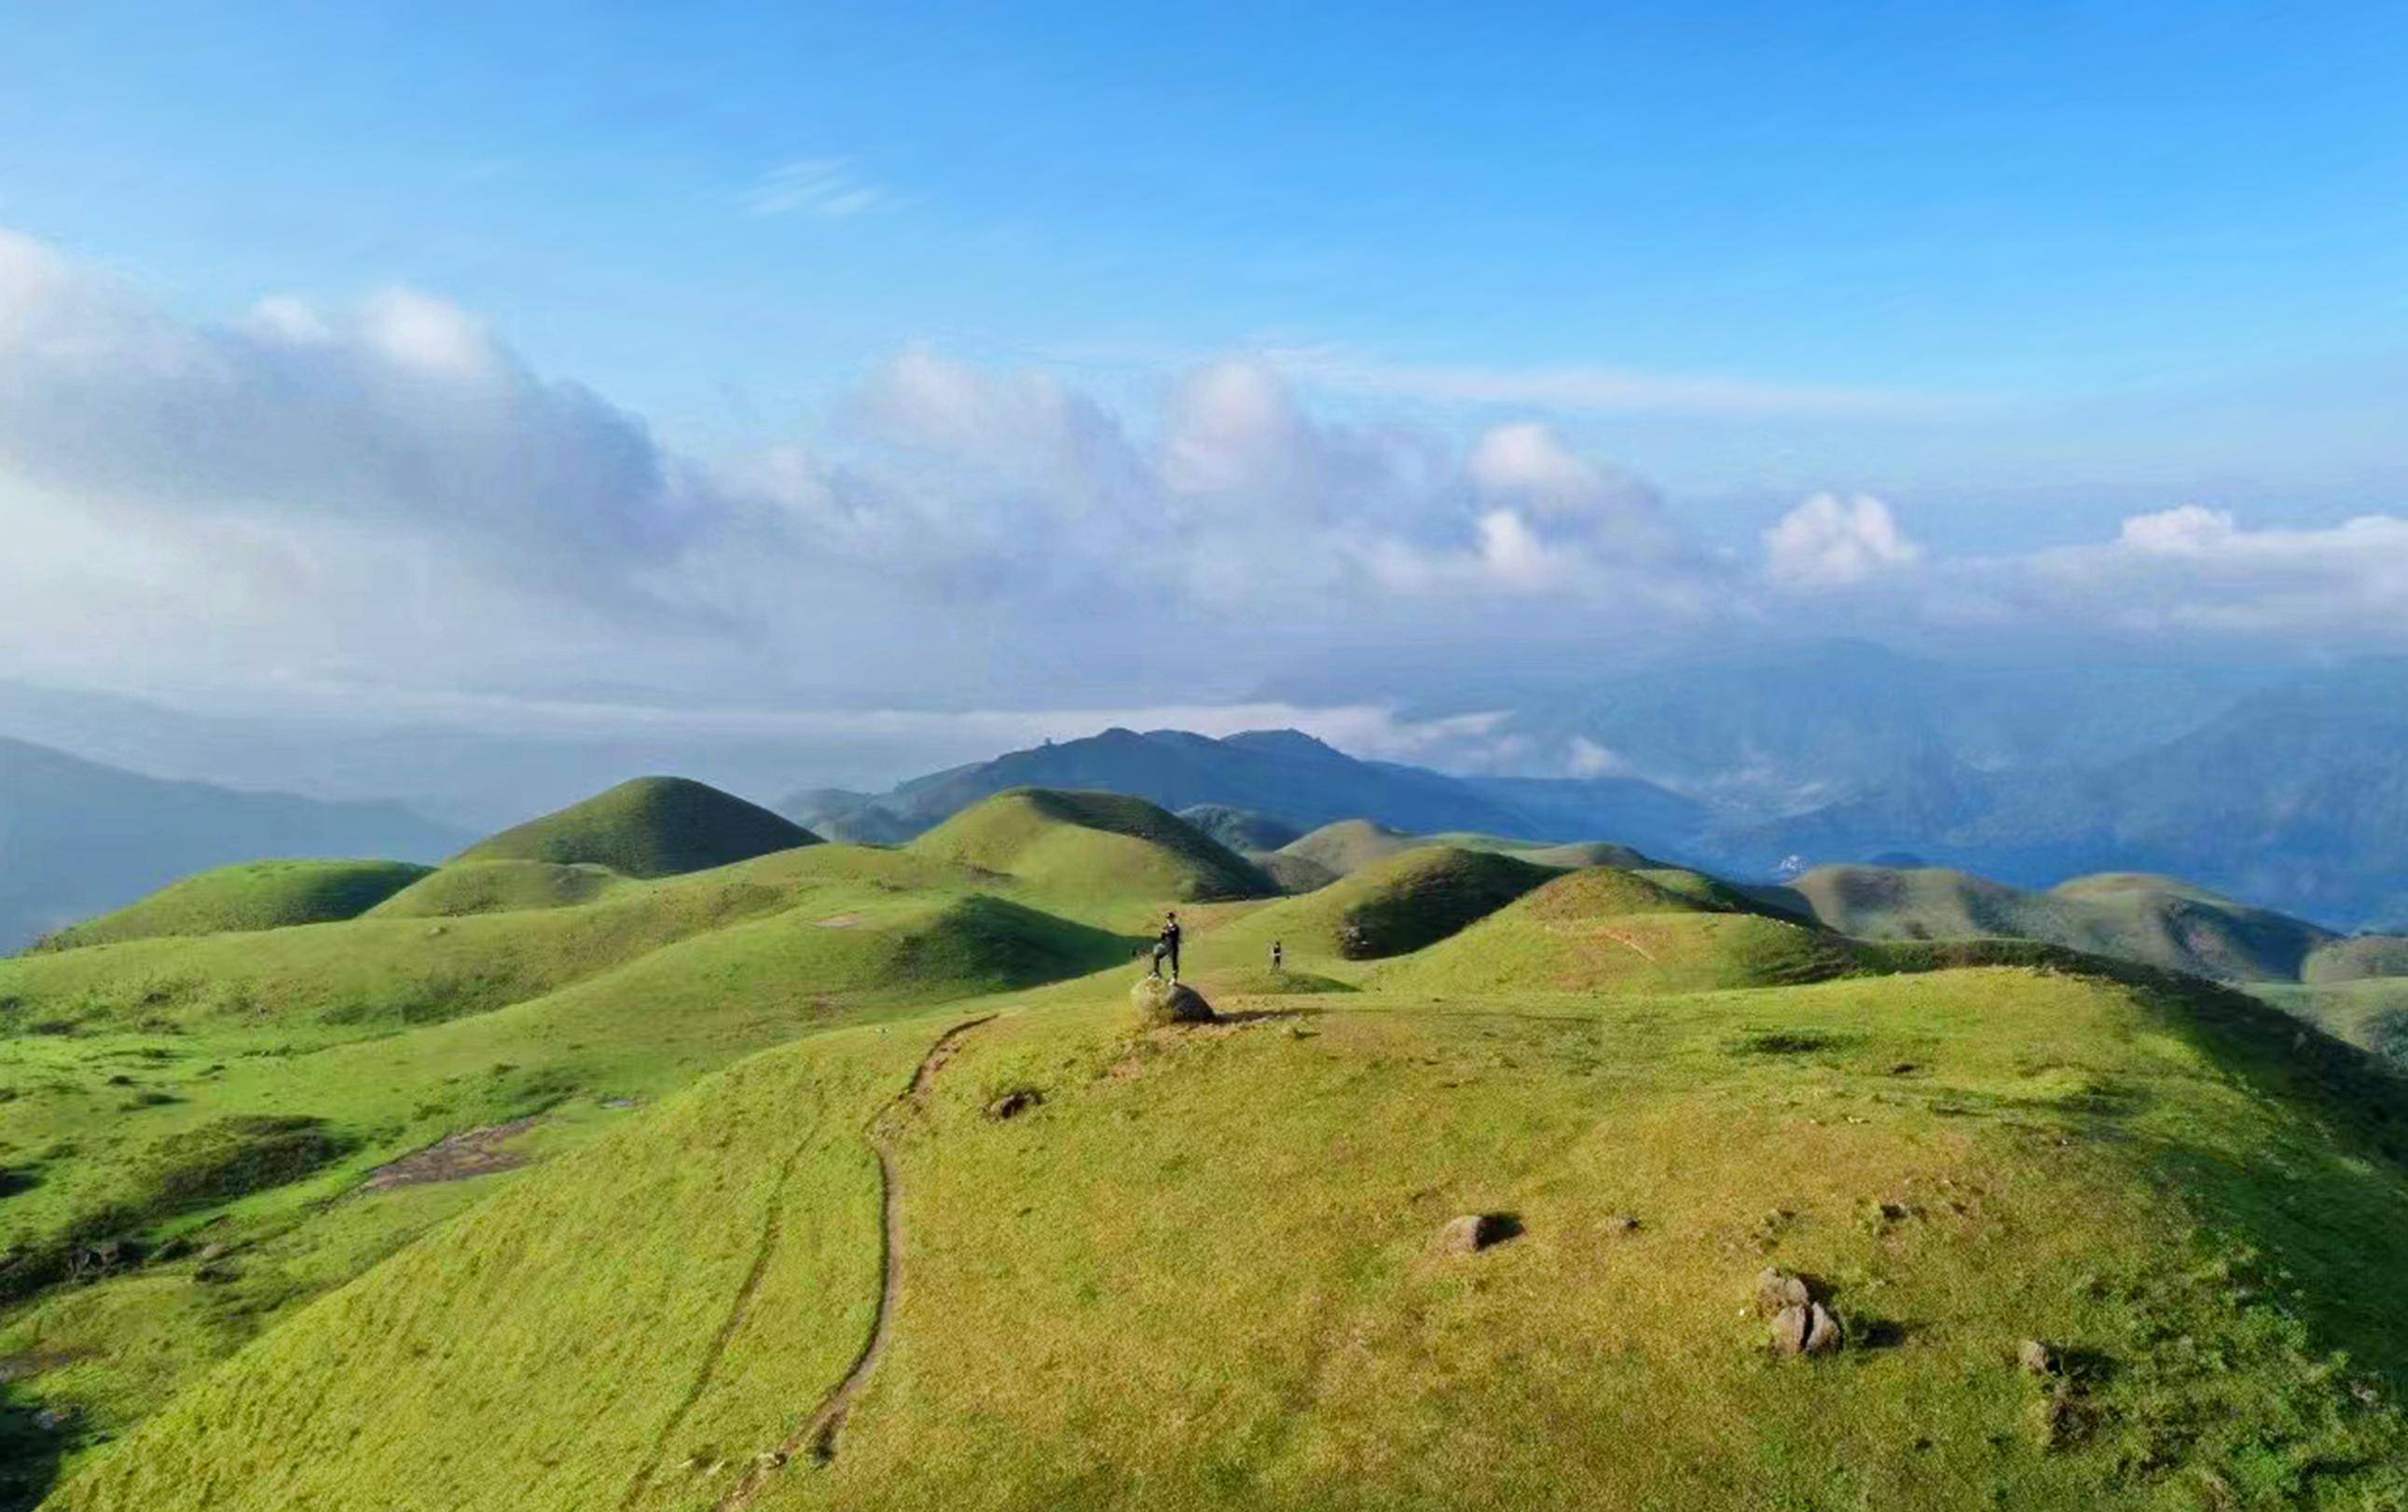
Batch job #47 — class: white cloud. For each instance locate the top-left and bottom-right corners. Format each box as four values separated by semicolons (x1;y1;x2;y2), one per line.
743;158;889;219
1564;735;1630;778
1763;491;1923;587
0;227;731;604
5;226;2405;740
2002;506;2408;638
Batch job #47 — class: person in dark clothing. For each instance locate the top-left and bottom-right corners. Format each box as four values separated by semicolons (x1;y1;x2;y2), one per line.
1160;911;1182;981
1271;939;1284;972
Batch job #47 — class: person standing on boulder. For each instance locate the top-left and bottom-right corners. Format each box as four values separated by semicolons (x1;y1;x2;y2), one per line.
1160;911;1183;981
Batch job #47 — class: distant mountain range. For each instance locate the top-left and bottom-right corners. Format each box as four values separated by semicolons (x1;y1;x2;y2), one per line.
8;643;2405;943
0;737;468;950
780;726;1710;857
780;653;2408;931
1719;663;2408;929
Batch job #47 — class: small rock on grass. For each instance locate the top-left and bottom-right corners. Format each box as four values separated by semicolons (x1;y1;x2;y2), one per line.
1770;1302;1843;1356
1130;977;1215;1027
1438;1213;1520;1254
985;1090;1041;1120
1755;1267;1810;1316
2019;1339;2057;1376
1605;1215;1641;1235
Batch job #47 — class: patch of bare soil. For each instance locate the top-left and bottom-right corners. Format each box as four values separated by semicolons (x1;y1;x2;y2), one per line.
359;1116;544;1192
813;913;863;929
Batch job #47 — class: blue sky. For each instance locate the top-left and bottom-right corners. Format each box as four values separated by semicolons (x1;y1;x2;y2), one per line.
1;2;2405;750
7;3;2404;502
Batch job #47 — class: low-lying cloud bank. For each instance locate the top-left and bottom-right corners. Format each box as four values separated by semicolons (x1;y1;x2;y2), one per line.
2;226;2402;737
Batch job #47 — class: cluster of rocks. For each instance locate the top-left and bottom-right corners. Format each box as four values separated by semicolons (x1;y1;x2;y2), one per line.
1756;1268;1842;1357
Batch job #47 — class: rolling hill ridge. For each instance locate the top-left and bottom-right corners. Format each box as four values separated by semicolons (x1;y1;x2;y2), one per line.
6;779;2408;1510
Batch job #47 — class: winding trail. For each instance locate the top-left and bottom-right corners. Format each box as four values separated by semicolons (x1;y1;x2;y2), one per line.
714;1012;998;1510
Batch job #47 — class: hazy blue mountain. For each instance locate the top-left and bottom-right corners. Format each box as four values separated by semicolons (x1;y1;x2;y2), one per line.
0;737;469;951
1726;660;2408;929
777;727;1711;853
1278;639;2268;817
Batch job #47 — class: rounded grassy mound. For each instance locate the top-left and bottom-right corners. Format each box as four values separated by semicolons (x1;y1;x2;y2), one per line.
908;789;1272;906
2304;934;2408;985
1522;839;1655;870
366;859;627;919
1255;850;1341;895
1379;866;1864;996
452;777;819;879
1226;846;1557;961
34;859;433;952
1190;963;1355;997
1791;865;2332;983
1273;818;1424;877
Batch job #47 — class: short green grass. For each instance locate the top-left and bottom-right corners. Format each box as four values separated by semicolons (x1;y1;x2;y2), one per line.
1211;847;1556;962
453;776;819;878
31;861;433;953
43;959;2408;1510
1377;867;1864;997
0;840;1138;1484
365;859;628;918
909;790;1273;914
12;788;2408;1511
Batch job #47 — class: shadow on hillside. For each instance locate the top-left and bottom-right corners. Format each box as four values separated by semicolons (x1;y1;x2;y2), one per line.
0;1380;67;1512
2115;963;2408;1399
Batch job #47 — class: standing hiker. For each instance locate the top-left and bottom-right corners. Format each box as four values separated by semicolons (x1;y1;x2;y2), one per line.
1160;910;1183;981
1271;939;1284;973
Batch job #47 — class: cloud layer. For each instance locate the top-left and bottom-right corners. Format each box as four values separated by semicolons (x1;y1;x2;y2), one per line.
2;227;2403;749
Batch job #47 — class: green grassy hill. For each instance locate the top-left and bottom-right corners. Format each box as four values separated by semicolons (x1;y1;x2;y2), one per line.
907;789;1272;911
1274;818;1428;875
29;860;433;952
1176;804;1303;854
1379;866;1864;997
1784;864;2337;984
1209;846;1556;962
40;934;2408;1510
453;777;818;878
12;779;2408;1510
1275;819;1654;881
2304;934;2408;984
365;859;628;918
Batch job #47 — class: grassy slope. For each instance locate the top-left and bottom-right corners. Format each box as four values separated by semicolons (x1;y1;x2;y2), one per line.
20;793;2408;1510
0;849;1135;1480
1787;865;2337;983
0;847;899;1042
49;953;2408;1509
453;777;819;878
1207;847;1556;963
364;859;628;918
909;790;1273;914
2303;934;2408;984
30;861;433;953
1378;866;1864;997
1275;821;1652;881
41;1018;933;1512
2255;980;2408;1067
